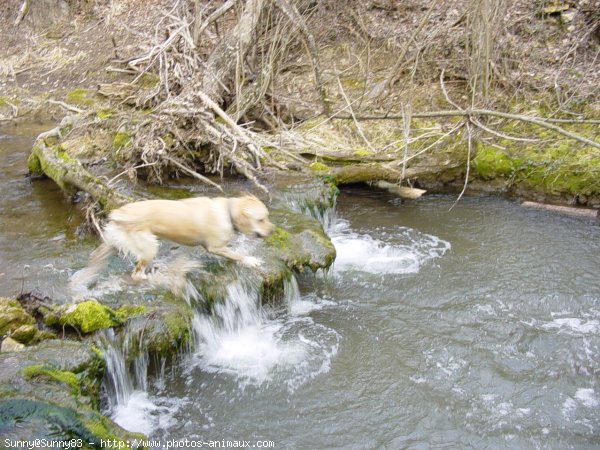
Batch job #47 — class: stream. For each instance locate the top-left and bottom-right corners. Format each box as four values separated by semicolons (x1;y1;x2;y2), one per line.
1;124;599;449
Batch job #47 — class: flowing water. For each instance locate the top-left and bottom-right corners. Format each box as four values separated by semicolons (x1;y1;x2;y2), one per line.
0;122;87;299
1;124;600;449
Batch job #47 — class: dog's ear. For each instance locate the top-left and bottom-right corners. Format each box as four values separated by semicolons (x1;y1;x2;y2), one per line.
229;198;253;234
239;191;259;202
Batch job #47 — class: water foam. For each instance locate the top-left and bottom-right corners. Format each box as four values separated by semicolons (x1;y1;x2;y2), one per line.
190;277;339;389
542;318;600;335
110;391;178;436
330;219;450;275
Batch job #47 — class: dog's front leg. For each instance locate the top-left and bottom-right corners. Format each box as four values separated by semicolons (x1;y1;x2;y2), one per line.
208;246;263;268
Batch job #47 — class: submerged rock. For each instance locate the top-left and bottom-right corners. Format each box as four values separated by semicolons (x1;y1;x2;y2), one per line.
0;339;144;446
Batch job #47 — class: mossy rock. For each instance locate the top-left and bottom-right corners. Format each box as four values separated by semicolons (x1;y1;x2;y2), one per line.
0;298;36;338
0;339;105;409
22;364;82;397
10;325;38;344
266;209;336;271
309;161;330;174
0;331;142;447
114;305;148;321
26;152;43;176
123;304;193;357
46;301;123;334
0;399;145;449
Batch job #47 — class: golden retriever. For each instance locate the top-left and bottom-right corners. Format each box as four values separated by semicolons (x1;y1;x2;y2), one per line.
82;194;273;282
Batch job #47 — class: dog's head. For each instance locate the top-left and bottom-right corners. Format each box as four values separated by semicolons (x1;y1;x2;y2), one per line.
231;195;273;238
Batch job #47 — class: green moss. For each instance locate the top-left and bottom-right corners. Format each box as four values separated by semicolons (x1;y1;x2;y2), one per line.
115;305;148;321
472;145;516;179
0;297;36;337
22;364;81;397
353;149;373;157
309;161;330;173
27;153;43;175
96;109;114;120
159;308;192;353
56;145;74;163
468;119;600;202
266;208;336;272
52;301;123;334
0;399;141;447
10;324;37;344
112;131;131;149
264;226;291;249
66;89;95;107
0;97;7;107
161;133;175;147
83;416;141;448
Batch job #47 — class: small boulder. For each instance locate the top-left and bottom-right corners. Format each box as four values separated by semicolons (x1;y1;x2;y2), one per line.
1;337;25;352
0;298;36;337
11;324;38;344
45;300;123;334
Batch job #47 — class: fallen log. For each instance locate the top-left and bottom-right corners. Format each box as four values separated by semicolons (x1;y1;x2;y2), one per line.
28;139;131;211
373;181;427;199
521;201;599;219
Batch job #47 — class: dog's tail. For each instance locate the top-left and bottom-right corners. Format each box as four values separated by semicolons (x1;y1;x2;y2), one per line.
89;242;115;266
69;232;116;294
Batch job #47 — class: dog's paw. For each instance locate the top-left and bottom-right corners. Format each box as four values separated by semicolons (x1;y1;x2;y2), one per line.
131;272;148;282
242;256;263;268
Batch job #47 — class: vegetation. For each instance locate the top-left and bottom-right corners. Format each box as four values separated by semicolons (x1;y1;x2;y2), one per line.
1;0;596;207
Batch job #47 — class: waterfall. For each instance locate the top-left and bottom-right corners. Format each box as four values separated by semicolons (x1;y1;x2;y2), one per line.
190;279;295;384
98;329;149;411
188;274;339;389
281;191;338;233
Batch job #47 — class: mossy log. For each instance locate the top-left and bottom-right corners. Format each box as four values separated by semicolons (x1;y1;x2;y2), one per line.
28;139;131;211
308;155;465;185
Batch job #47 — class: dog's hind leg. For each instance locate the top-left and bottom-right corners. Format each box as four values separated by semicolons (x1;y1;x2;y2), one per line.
128;230;159;281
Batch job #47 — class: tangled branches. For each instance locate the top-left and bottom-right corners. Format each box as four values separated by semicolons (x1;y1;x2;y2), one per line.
102;0;322;193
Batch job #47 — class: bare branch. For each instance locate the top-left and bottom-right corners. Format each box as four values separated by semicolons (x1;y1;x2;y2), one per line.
14;0;29;26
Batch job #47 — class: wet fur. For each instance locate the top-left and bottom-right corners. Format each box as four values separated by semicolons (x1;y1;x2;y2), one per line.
75;195;273;284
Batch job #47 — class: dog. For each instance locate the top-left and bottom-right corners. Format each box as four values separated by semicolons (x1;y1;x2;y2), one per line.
79;194;273;283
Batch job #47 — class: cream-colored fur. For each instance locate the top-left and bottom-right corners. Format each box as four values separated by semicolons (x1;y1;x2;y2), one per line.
82;194;273;282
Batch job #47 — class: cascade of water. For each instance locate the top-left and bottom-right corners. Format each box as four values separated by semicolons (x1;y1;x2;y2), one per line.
190;280;282;382
98;329;134;410
281;192;338;233
188;273;340;388
98;328;150;409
